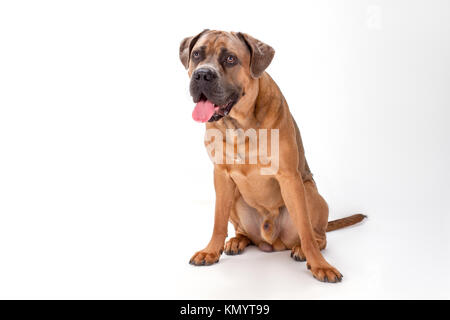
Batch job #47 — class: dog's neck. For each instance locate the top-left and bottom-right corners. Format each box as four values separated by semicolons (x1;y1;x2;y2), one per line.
208;73;284;132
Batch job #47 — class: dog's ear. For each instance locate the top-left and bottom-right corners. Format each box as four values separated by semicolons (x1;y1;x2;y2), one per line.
179;29;209;69
237;32;275;78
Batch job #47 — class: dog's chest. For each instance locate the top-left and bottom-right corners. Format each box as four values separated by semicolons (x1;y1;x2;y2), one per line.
229;167;284;212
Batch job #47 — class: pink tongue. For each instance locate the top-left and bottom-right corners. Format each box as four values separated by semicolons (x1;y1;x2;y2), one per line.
192;100;215;123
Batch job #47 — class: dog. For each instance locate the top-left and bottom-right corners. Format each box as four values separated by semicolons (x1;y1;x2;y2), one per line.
179;29;365;282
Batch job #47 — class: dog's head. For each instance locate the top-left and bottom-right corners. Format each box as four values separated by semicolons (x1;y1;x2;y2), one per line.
179;30;275;122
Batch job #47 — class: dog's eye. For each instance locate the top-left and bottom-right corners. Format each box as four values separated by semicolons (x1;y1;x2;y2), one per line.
226;55;236;64
192;51;200;59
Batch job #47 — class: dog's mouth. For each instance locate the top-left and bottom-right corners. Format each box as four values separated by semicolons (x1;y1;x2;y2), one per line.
192;93;238;123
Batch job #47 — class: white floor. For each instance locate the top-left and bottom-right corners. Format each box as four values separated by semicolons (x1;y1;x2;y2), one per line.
154;199;450;300
1;191;449;300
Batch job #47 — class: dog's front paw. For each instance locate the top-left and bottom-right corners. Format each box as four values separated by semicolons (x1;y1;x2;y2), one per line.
189;249;222;266
307;262;343;283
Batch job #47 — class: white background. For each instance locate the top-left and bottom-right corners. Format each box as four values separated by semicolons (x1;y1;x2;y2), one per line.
0;0;449;299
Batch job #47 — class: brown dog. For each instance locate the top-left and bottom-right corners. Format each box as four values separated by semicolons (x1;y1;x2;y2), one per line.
179;30;365;282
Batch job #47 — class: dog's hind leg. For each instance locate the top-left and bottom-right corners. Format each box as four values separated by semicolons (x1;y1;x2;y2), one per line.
290;238;326;262
224;234;252;255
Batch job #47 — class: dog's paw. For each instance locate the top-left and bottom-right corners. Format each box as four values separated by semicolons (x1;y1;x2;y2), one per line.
224;235;251;255
307;262;343;283
189;249;222;266
290;245;306;262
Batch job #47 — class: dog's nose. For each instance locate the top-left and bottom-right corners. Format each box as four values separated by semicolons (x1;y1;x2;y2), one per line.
193;68;217;82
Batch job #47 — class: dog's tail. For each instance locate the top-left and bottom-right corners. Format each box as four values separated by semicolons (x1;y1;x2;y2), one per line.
326;214;367;232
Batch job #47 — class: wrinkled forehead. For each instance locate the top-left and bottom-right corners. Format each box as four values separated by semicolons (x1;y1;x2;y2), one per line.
194;31;248;57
